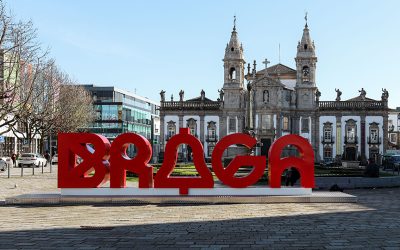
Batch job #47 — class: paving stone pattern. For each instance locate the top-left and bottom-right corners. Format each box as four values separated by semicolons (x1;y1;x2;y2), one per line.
1;166;400;249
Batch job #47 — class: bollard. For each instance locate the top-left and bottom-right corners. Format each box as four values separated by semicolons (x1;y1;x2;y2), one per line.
50;159;52;173
21;164;23;177
32;164;35;175
42;161;44;174
7;162;10;178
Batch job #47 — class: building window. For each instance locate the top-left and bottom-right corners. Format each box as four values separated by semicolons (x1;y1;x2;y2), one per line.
207;121;217;141
186;118;197;137
390;133;397;143
167;121;176;140
229;67;236;80
370;129;378;142
208;145;215;157
345;119;357;143
388;120;394;132
283;116;289;131
369;122;380;144
324;129;331;140
229;118;236;133
262;114;272;130
301;117;309;133
323;146;332;159
322;122;333;144
302;66;310;81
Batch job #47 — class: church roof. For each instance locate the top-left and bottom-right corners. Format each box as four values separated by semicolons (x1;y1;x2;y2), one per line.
257;63;296;75
186;96;215;102
346;96;378;102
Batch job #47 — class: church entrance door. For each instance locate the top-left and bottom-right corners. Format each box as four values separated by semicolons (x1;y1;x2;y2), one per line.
345;147;356;161
261;138;272;157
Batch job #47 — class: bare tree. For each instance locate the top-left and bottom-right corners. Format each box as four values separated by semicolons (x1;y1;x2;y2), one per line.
55;83;95;133
0;1;95;154
0;0;46;136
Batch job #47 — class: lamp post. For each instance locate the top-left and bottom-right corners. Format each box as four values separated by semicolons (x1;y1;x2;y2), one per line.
397;113;400;149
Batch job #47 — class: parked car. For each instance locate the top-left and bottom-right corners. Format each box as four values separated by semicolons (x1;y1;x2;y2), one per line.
18;153;47;168
51;154;58;164
0;158;6;171
320;158;337;167
1;157;12;166
383;155;400;170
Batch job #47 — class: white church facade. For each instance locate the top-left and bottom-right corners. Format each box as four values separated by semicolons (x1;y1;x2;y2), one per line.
159;18;391;164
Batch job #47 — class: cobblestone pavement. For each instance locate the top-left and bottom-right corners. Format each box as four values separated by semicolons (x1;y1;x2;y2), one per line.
0;164;58;201
1;166;400;249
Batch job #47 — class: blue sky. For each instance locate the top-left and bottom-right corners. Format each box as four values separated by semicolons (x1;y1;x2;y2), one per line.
7;0;400;108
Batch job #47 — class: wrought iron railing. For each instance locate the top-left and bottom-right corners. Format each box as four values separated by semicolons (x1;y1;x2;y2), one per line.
205;135;218;142
367;136;381;145
344;135;358;144
321;136;335;144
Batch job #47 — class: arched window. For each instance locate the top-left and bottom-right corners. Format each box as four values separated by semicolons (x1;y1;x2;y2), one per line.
229;67;236;80
283;116;289;131
302;66;310;81
167;121;176;140
186;118;197;137
206;121;217;142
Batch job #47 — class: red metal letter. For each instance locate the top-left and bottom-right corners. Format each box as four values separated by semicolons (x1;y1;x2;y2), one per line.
154;128;214;195
58;133;110;188
212;133;266;188
109;133;153;188
268;134;315;188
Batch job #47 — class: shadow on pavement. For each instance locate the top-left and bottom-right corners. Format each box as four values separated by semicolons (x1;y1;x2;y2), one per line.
0;188;399;248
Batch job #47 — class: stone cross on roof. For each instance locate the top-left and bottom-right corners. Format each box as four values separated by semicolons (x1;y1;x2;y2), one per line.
262;58;270;76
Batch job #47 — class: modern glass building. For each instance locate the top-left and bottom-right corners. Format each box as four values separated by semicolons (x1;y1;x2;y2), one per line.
81;85;160;160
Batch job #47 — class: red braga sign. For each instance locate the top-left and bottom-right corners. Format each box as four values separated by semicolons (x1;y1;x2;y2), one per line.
58;128;315;195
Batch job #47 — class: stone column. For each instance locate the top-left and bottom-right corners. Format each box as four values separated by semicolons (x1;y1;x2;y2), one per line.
292;115;300;134
200;115;205;144
179;115;183;129
336;115;342;158
220;115;226;138
383;112;388;153
360;115;366;161
276;113;282;138
160;114;165;150
313;112;320;162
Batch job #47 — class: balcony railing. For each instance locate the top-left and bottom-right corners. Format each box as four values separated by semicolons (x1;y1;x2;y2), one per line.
206;135;218;142
318;100;386;111
344;135;358;144
367;136;381;145
321;136;335;144
165;134;174;141
161;101;221;111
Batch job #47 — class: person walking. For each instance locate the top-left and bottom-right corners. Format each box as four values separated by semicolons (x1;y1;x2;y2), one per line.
44;151;50;166
11;153;17;167
285;167;300;186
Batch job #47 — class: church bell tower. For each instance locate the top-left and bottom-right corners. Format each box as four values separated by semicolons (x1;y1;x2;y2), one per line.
223;16;246;109
295;15;318;109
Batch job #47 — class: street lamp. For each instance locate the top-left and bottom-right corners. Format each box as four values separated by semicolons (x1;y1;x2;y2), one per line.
397;113;400;149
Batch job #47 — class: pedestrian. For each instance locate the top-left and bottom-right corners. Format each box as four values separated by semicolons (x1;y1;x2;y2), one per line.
364;158;379;178
285;167;300;186
44;151;50;165
11;153;16;167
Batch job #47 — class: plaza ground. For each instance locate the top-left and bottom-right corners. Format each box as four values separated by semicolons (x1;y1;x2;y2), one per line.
0;166;400;249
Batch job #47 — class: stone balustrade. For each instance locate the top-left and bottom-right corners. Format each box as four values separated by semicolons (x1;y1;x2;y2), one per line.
161;101;221;111
318;100;386;111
